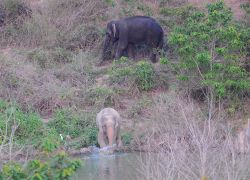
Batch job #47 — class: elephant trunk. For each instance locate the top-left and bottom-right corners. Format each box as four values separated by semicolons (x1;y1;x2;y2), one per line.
106;124;114;146
102;35;111;61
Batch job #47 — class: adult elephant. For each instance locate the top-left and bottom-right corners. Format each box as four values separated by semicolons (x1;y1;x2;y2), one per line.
96;108;122;152
101;16;164;64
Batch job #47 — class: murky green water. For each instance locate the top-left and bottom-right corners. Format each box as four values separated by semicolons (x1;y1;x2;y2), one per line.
73;152;144;180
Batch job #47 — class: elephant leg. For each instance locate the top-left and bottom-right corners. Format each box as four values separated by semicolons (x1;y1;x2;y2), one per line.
127;43;135;60
115;41;128;60
116;126;122;148
98;130;106;148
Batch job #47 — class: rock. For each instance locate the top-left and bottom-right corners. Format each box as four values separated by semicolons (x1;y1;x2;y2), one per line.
80;147;91;154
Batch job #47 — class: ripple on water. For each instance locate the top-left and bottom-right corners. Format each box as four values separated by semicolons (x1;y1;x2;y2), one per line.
73;152;144;180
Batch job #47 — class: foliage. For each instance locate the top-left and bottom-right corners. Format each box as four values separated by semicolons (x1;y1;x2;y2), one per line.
135;61;155;91
128;96;153;118
168;1;250;105
0;100;60;150
28;48;73;68
121;132;133;145
39;128;60;153
48;109;98;147
2;0;31;19
84;86;117;107
108;57;134;84
68;127;99;148
109;57;156;91
0;101;43;143
81;127;98;147
160;5;197;28
0;152;81;180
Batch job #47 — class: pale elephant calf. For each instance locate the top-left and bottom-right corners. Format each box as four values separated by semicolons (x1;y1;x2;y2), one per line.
96;108;122;150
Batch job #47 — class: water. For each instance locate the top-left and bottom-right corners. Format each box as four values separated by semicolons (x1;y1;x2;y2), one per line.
73;152;144;180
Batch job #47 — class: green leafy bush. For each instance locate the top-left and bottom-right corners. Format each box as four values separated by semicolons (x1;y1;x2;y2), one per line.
48;109;98;147
121;132;133;145
109;58;156;91
84;87;117;107
168;1;250;106
0;101;43;143
135;61;155;91
0;100;60;149
39;128;60;153
159;5;197;28
0;152;81;180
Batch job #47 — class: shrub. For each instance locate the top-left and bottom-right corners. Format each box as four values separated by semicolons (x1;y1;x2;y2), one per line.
0;101;43;143
39;128;60;153
159;5;197;28
84;86;117;108
121;132;133;145
109;58;156;91
168;1;250;110
48;108;96;139
135;61;155;91
3;0;31;20
28;48;73;68
128;96;153;118
0;100;60;149
108;57;134;85
0;152;81;180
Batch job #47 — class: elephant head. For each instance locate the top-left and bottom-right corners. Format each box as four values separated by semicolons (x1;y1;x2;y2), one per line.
102;21;119;61
96;108;122;153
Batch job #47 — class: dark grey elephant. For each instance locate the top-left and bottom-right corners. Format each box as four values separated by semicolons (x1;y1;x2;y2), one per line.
101;16;164;64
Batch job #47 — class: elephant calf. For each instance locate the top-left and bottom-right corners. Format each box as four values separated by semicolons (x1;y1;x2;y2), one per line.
96;108;122;151
101;16;164;64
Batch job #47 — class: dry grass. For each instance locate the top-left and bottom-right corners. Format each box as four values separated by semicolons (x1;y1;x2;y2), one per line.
134;91;250;180
0;49;97;117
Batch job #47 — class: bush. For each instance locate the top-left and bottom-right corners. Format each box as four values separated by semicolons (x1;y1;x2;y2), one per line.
121;132;133;145
109;58;156;91
0;152;81;180
128;96;153;118
108;57;134;85
135;61;155;91
84;86;118;108
65;127;98;149
48;108;97;139
39;128;60;153
28;48;73;68
0;101;43;143
168;1;250;107
0;100;60;149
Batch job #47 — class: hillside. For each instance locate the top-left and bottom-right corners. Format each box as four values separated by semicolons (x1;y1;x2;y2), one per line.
0;0;250;179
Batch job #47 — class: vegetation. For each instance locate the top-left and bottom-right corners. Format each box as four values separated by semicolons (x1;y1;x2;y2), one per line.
0;152;81;180
109;57;156;92
0;0;249;179
48;109;98;147
169;1;250;115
